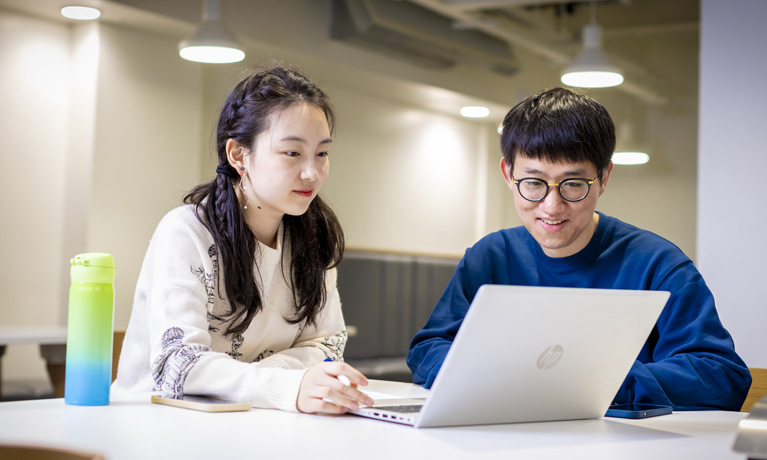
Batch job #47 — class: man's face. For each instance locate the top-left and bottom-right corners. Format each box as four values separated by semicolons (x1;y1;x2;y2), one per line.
501;155;613;258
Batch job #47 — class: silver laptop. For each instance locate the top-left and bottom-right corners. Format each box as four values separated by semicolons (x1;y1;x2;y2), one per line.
350;284;669;428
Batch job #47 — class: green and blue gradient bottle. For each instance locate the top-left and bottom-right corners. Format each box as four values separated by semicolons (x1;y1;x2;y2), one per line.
65;253;116;406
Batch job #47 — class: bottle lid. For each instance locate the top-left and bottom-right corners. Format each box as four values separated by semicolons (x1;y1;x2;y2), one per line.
70;253;116;283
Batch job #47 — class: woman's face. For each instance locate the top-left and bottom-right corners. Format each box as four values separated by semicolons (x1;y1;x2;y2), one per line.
241;103;331;219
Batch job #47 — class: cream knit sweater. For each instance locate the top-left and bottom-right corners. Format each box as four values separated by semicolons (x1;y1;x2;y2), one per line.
112;205;347;412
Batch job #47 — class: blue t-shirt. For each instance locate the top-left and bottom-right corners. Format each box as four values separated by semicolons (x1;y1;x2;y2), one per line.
407;212;751;410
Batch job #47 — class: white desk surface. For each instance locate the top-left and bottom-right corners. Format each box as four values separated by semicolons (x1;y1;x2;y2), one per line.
0;380;747;460
0;326;67;345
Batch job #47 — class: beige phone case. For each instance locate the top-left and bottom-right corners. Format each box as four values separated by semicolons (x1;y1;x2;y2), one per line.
151;394;252;412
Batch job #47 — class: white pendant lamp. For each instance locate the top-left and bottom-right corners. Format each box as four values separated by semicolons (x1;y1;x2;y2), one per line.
612;122;649;165
561;2;623;88
179;0;245;64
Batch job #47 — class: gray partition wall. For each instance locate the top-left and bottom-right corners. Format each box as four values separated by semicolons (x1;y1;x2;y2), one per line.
337;251;460;382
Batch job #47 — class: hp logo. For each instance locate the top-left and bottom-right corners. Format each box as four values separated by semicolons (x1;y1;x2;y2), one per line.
537;345;564;370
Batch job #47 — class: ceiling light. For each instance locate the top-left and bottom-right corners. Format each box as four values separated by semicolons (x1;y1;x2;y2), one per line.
612;151;649;165
460;106;490;118
561;2;623;88
613;121;649;165
61;6;101;20
179;0;245;64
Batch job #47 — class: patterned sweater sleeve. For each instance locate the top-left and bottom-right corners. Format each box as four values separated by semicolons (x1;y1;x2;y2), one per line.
144;208;307;412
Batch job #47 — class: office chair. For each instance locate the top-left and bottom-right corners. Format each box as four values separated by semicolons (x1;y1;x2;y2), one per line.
0;443;105;460
742;368;767;412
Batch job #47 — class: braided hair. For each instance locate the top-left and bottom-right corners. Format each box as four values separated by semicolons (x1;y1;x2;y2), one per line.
184;66;344;336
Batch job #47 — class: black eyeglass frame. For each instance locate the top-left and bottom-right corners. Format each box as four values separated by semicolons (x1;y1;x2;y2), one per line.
511;175;599;202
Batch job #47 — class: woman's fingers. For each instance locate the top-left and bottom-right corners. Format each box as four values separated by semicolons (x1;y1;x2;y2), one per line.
324;362;374;407
334;377;374;408
297;362;375;413
324;361;370;387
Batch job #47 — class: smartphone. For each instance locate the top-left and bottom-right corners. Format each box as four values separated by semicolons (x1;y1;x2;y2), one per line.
151;394;251;413
605;403;672;419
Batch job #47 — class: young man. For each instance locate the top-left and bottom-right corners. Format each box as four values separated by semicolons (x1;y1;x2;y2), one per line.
406;87;751;411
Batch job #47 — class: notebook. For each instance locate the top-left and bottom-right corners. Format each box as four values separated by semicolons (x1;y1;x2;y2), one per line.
349;284;669;428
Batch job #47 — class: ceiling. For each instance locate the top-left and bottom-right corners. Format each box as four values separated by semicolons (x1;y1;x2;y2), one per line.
331;0;699;105
0;0;700;114
0;0;702;185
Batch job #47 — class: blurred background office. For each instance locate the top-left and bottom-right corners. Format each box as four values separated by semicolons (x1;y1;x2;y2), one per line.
0;0;764;397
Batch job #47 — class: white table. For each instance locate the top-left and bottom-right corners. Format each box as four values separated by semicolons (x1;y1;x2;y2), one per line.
0;380;749;460
0;327;68;346
0;327;68;399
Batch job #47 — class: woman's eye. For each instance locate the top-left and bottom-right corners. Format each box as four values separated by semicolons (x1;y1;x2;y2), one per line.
285;151;299;157
317;151;329;157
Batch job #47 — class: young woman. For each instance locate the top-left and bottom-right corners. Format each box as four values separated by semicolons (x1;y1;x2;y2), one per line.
113;66;373;414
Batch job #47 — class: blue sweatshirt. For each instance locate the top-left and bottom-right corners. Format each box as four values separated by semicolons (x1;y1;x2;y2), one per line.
407;212;751;411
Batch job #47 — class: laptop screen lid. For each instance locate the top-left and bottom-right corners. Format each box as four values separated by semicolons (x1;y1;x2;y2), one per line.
413;285;669;428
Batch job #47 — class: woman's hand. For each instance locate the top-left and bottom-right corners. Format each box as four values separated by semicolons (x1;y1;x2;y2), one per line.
296;361;374;414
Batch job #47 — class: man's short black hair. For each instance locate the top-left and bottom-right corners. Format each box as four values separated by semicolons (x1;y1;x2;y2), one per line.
500;87;615;175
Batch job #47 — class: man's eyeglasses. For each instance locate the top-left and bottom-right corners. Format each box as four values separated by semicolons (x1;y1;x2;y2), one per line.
511;176;598;202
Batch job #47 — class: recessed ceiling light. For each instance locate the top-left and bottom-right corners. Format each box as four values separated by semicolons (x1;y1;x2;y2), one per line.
61;6;101;21
460;106;490;118
612;151;650;165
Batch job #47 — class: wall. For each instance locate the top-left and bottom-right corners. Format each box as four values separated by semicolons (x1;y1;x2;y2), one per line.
0;1;704;391
0;9;71;386
107;0;701;257
87;23;202;329
322;84;496;255
598;103;698;257
0;7;501;390
192;67;501;257
697;0;767;367
0;9;203;390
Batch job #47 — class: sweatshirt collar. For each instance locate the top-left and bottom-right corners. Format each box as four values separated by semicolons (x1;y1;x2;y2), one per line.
532;211;610;271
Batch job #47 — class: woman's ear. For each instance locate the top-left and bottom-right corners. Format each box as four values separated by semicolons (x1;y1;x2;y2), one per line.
225;139;247;173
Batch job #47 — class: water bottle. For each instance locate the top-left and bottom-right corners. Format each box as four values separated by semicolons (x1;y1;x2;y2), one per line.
64;253;116;406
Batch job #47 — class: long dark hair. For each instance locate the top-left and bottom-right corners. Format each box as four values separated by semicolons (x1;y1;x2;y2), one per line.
184;66;344;336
